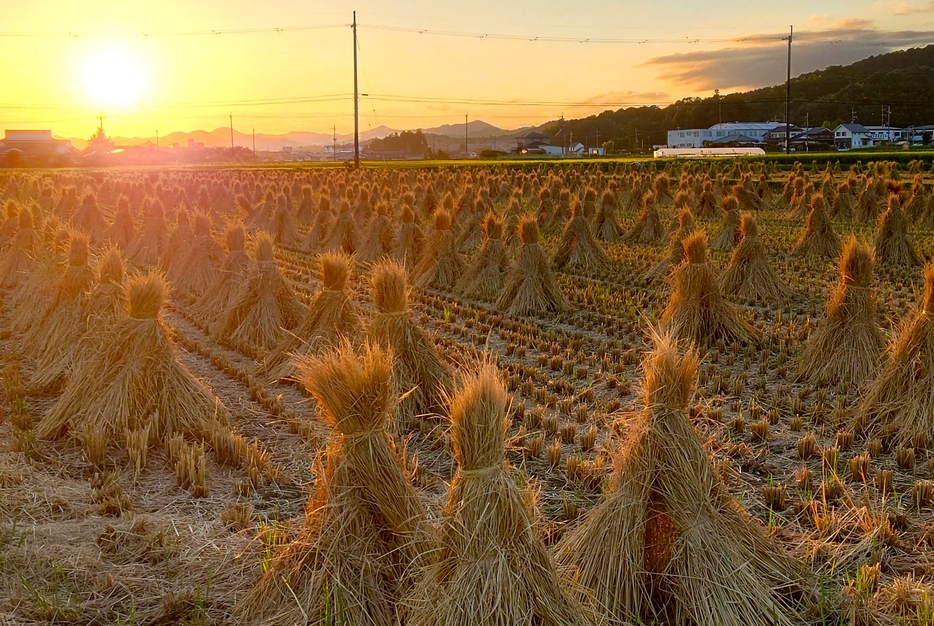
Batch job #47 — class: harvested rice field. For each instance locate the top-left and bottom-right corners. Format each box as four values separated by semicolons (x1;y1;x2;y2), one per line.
2;159;934;625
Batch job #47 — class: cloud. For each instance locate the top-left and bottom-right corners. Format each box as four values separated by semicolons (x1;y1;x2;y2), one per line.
579;90;669;106
891;1;934;15
643;27;934;91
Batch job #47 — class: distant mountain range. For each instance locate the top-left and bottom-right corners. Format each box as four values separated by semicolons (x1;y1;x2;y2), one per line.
69;119;532;151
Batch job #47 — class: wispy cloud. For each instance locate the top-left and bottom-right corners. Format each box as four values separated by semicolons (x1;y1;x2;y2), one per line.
579;90;669;106
890;1;934;15
643;27;934;91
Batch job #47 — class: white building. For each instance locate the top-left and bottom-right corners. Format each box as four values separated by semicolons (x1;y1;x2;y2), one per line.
667;122;782;148
833;123;907;149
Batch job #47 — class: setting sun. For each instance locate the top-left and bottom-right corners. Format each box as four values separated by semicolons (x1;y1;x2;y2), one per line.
82;50;145;106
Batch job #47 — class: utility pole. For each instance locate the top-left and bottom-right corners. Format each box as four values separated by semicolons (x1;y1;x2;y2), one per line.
252;127;256;153
595;129;600;154
353;11;360;169
229;113;234;149
332;125;337;162
784;26;793;154
98;112;104;133
465;112;468;157
155;130;159;149
804;113;809;152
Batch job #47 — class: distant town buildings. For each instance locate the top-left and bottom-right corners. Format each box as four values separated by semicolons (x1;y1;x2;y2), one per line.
0;130;73;165
667;121;924;151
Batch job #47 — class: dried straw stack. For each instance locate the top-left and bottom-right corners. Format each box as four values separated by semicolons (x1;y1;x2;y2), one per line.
695;180;719;219
793;193;841;259
495;217;567;317
710;194;742;251
644;208;695;283
852;262;934;448
392;202;425;266
127;198;168;267
551;199;611;273
622;192;666;244
29;246;128;394
36;271;227;457
720;214;791;304
369;259;450;432
219;233;305;354
22;231;95;360
236;343;435;626
172;213;224;303
798;237;884;387
556;331;813;626
592;189;622;241
405;363;596;626
324;198;357;255
358;201;395;265
455;212;508;301
874;194;921;267
414;209;465;292
0;209;40;288
270;192;302;246
74;191;108;243
302;196;332;254
106;196;136;250
661;231;757;348
264;252;362;384
193;223;253;329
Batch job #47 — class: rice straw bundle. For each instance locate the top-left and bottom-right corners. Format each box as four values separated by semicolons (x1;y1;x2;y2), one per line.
623;192;665;244
127;198;168;267
413;209;465;292
798;237;884;387
106;196;136;250
22;231;95;367
36;271;228;455
454;206;485;253
270;192;302;246
74;192;108;243
405;363;595;626
392;202;425;266
874;194;921;267
296;185;316;223
0;200;20;246
592;189;622;241
264;252;362;384
358;201;395;265
661;231;757;348
793;193;841;259
219;234;305;355
710;194;742;251
853;262;934;448
654;173;673;205
324;198;357;255
644;208;695;283
172;213;224;303
495;216;567;317
368;259;450;432
302;196;332;254
455;212;507;301
236;342;435;626
720;214;791;303
551;199;611;273
695;180;719;219
161;207;193;279
4;226;69;335
29;246;128;394
556;331;813;626
0;209;39;288
192;223;253;328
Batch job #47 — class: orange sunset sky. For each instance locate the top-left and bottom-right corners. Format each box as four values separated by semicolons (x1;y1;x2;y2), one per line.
2;0;934;140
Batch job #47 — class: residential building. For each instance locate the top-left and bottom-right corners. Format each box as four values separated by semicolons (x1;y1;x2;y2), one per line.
1;130;73;156
516;131;550;149
667;122;782;148
833;123;907;149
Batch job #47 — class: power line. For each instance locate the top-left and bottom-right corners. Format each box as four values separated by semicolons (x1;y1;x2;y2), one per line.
0;24;347;38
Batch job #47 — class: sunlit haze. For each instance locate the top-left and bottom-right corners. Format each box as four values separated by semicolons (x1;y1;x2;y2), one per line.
1;0;932;140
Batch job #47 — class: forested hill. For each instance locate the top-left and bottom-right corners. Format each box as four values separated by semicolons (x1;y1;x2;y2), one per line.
542;45;934;152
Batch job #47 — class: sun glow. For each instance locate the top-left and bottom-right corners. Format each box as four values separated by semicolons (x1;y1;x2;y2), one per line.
82;51;145;106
